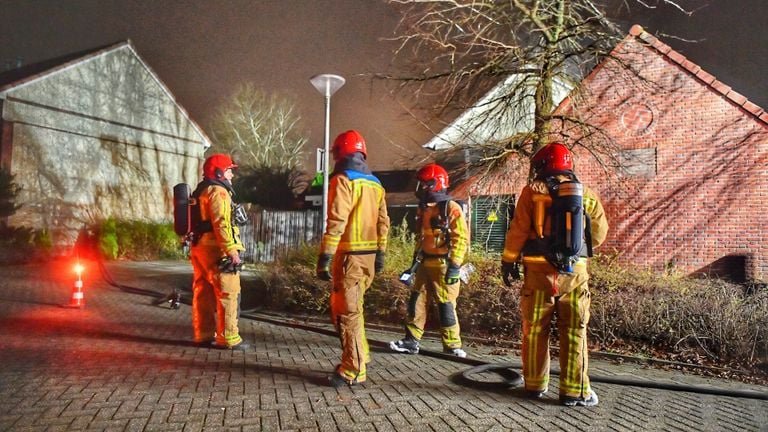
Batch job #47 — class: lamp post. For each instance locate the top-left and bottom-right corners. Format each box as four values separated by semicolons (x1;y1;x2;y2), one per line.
309;73;345;233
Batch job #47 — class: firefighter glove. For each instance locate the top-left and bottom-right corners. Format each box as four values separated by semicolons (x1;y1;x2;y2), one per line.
501;261;521;286
375;251;385;274
445;262;461;285
316;253;332;281
399;269;415;287
218;256;242;274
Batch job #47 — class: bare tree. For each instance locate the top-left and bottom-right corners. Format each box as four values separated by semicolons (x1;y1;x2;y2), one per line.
210;83;307;171
385;0;693;177
209;83;309;208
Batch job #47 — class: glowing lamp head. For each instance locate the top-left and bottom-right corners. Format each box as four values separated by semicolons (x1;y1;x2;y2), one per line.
74;263;84;275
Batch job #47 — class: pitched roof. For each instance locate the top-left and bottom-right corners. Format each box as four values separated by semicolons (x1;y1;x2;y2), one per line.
625;25;766;124
423;73;574;151
0;41;122;91
0;40;212;147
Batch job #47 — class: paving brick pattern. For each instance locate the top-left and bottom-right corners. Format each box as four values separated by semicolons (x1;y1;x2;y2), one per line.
0;262;765;431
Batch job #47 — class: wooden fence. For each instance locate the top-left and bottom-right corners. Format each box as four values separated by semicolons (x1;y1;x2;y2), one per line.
239;208;322;263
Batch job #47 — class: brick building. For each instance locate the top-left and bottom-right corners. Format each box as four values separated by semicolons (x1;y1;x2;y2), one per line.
450;25;767;282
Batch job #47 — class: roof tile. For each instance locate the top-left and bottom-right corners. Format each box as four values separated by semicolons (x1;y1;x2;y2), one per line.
621;25;766;126
666;50;686;65
695;69;716;84
650;38;672;54
742;100;764;116
726;90;748;106
711;80;732;95
681;59;701;74
637;32;656;44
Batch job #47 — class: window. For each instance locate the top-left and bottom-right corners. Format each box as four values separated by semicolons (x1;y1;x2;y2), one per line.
619;148;657;178
470;194;515;253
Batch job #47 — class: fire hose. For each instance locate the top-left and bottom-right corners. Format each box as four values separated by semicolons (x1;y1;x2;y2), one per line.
95;259;767;400
97;259;181;309
96;255;244;309
236;310;768;401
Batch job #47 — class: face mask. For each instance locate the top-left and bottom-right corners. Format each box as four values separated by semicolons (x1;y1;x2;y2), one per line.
415;179;435;200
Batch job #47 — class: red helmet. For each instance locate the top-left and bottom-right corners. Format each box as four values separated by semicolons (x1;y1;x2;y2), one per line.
332;130;367;162
416;163;449;192
203;154;238;180
531;143;572;177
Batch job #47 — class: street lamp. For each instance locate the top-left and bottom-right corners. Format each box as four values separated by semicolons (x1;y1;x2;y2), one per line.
309;73;345;233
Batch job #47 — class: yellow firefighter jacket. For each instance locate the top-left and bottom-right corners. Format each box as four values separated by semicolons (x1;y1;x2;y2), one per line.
320;171;390;255
195;184;245;256
416;200;469;267
502;179;608;269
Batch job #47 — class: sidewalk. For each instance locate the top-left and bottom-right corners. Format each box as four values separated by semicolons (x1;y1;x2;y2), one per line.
0;260;765;431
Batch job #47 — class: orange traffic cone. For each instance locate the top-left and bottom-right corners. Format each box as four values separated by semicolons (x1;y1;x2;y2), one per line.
65;262;85;308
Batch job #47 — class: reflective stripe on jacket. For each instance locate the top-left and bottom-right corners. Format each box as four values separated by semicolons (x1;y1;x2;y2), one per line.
416;200;469;267
196;184;245;255
502;181;608;264
320;171;390;255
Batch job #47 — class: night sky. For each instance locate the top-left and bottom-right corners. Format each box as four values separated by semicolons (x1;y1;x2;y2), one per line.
2;0;765;172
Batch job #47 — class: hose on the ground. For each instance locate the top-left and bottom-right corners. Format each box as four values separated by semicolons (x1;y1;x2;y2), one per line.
97;267;766;400
238;310;768;401
97;259;181;308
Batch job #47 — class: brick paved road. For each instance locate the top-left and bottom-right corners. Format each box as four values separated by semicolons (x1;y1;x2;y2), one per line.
0;261;765;431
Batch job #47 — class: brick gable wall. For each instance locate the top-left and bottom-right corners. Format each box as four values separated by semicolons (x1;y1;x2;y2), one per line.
453;28;767;282
568;34;768;281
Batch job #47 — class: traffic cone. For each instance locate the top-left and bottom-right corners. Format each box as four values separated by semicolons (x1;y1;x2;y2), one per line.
65;262;85;308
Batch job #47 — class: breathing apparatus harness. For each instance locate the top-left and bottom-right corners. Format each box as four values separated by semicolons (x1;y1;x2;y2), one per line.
522;172;593;274
399;196;469;286
173;179;248;254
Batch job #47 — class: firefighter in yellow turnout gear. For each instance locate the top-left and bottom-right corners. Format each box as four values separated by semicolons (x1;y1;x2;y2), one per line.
502;143;608;407
390;164;470;358
316;130;390;388
191;154;248;350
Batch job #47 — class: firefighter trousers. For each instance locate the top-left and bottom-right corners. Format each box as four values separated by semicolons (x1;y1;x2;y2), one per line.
405;258;462;349
330;253;375;383
520;264;593;399
191;245;243;347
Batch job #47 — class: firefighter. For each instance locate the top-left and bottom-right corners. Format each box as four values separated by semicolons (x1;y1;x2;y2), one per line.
501;142;608;407
389;163;470;358
190;154;249;351
316;130;390;388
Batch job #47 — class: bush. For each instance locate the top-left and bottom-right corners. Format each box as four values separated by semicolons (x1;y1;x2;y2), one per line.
98;218;119;259
258;242;768;370
244;242;328;314
92;219;183;260
589;256;768;366
0;225;52;263
0;170;52;263
36;229;53;250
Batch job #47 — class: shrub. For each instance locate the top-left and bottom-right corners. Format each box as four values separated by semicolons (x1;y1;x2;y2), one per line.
245;242;328;314
0;168;49;263
259;243;768;370
589;256;768;365
0;225;52;263
92;219;183;260
98;218;119;259
36;229;53;250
